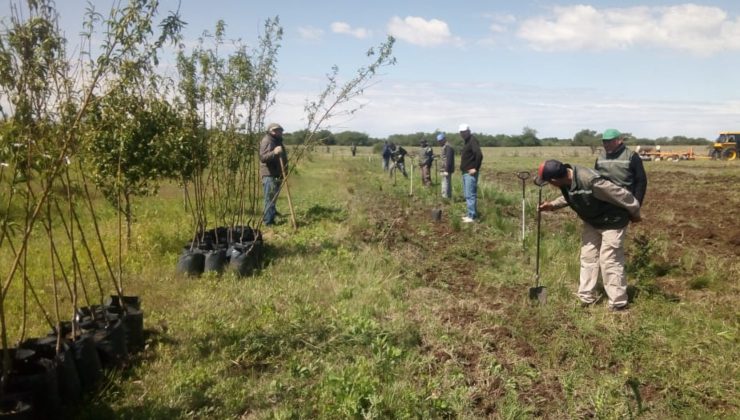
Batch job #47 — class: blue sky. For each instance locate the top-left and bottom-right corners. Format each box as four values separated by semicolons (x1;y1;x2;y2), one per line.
4;0;740;139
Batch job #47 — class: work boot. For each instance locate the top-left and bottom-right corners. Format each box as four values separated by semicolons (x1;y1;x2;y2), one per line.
608;304;629;313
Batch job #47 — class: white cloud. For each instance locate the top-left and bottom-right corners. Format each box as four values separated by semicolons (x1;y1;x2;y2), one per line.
330;21;371;39
386;16;463;47
488;13;516;34
270;80;732;139
518;4;740;55
298;26;324;41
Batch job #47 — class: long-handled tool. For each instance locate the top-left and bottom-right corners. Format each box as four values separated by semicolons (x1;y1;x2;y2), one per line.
529;185;547;304
434;157;438;185
516;171;530;246
278;156;297;230
409;156;414;196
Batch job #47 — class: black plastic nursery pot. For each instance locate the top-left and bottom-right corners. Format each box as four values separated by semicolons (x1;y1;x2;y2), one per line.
90;317;128;368
202;226;230;247
0;392;34;419
179;226;264;277
228;240;264;277
105;297;145;352
204;248;228;273
229;225;262;243
105;295;141;311
20;336;81;405
176;247;206;276
3;348;61;419
70;333;103;394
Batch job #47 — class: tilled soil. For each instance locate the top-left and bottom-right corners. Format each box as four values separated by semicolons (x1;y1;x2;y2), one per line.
355;164;738;416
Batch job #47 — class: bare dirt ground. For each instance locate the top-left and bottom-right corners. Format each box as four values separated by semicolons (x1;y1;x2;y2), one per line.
356;162;739;416
640;170;740;259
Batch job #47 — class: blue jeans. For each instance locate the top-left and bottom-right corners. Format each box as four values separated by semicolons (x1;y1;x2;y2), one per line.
262;176;281;225
462;172;478;219
441;173;451;199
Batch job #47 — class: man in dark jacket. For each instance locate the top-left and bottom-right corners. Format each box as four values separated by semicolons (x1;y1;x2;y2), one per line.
536;159;641;312
437;132;454;199
459;124;482;222
390;144;408;178
418;139;434;187
381;141;392;171
595;129;647;205
259;123;287;226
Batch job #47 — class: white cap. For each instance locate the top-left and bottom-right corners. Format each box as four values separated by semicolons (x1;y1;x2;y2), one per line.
458;123;470;132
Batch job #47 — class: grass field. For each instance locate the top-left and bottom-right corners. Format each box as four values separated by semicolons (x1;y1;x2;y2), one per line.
2;147;738;418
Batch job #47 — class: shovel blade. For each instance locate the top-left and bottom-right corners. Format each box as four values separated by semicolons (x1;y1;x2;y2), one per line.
529;286;547;304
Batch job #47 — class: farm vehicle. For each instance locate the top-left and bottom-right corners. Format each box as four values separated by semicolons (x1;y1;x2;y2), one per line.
709;132;738;161
635;145;697;161
635;132;739;162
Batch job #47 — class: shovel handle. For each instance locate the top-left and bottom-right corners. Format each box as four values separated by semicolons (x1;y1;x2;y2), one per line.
535;186;542;286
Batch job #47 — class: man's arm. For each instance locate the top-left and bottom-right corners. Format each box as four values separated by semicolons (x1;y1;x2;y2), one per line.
445;147;455;173
259;137;275;163
630;154;647;205
592;178;641;220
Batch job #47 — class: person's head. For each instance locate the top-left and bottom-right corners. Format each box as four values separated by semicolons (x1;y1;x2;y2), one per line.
458;123;471;140
601;128;624;153
420;139;428;147
534;159;570;187
436;132;446;144
267;123;284;138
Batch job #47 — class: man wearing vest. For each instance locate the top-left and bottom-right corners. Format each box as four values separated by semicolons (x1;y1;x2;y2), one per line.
437;132;455;199
595;129;647;205
535;159;641;312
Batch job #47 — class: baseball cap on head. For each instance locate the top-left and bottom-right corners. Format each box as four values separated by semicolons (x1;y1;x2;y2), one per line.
534;159;567;186
436;133;446;141
601;128;621;141
458;123;470;132
266;123;283;132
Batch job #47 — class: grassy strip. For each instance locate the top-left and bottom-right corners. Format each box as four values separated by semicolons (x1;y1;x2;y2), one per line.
3;152;736;418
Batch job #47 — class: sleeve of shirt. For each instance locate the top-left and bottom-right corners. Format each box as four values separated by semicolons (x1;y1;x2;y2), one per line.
630;154;647;205
446;147;455;173
473;142;483;170
550;195;569;210
259;137;274;163
592;178;641;219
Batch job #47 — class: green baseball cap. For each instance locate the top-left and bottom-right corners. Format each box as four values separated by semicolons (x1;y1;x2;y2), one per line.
602;129;621;141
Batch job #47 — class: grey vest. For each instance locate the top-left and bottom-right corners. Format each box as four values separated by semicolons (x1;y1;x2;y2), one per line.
561;166;630;230
595;146;635;191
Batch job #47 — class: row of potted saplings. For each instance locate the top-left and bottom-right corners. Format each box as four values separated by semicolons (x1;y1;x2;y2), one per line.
2;295;144;419
176;226;264;277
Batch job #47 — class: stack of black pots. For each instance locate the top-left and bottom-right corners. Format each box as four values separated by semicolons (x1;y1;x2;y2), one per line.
0;295;144;419
176;225;263;277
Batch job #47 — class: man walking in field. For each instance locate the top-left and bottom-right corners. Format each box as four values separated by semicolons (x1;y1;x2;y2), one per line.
259;123;287;226
535;159;641;312
437;132;454;199
595;129;647;206
459;124;482;223
418;139;434;187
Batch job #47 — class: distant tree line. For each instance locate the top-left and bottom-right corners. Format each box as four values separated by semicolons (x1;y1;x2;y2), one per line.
280;126;712;149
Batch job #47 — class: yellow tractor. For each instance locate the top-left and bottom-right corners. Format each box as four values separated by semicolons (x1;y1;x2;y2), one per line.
710;132;738;160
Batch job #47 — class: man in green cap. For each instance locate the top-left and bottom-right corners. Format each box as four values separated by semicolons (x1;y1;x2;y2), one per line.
595;129;647;206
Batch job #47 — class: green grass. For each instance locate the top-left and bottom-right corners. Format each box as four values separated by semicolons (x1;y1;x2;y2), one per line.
2;151;738;418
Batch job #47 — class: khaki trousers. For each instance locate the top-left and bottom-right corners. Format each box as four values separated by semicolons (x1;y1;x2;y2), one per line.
578;223;628;308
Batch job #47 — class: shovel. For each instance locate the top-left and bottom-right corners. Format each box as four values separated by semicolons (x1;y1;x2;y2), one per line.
529;185;547;304
516;171;530;246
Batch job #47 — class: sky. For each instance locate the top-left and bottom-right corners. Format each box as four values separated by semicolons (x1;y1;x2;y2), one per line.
3;0;740;139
